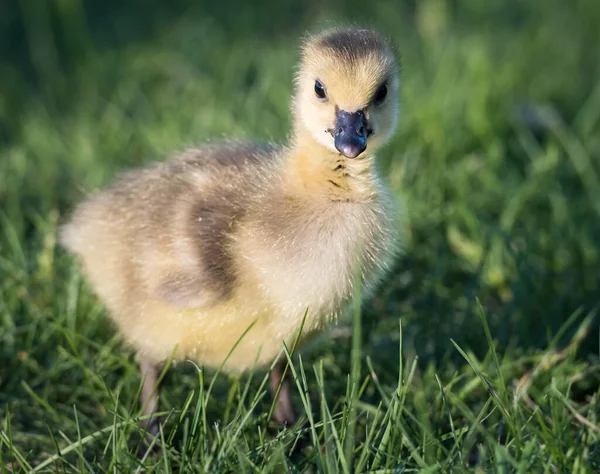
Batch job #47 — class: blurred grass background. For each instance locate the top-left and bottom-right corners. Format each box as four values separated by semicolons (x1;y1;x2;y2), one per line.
1;0;600;471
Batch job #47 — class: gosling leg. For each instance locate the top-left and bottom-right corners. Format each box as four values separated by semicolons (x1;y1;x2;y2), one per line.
270;360;297;427
139;359;161;449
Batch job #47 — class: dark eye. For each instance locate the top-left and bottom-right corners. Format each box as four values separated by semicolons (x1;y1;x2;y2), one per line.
314;80;326;99
373;83;388;105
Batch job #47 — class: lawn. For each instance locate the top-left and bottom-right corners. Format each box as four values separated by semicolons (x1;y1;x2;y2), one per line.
1;0;600;472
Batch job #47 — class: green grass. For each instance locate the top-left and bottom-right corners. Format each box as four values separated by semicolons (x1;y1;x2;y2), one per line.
2;0;600;471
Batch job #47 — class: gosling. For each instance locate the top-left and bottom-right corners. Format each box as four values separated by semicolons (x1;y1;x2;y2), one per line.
61;27;405;437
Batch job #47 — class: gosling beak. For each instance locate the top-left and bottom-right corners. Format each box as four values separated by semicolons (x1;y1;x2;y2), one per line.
331;110;368;158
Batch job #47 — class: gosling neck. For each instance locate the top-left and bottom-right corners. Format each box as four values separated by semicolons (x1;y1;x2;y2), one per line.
285;123;379;202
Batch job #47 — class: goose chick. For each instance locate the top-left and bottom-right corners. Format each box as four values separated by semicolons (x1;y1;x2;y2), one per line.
61;27;405;435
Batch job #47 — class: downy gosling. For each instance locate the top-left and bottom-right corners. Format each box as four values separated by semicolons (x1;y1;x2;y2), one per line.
61;27;405;436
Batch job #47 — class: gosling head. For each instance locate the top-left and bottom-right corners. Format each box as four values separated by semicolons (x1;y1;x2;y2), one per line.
294;28;400;159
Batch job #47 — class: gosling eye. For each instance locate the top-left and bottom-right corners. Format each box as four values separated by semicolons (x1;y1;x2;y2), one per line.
373;82;388;105
314;80;327;100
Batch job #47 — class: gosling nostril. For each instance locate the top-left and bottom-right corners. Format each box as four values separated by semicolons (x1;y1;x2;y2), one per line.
357;124;365;136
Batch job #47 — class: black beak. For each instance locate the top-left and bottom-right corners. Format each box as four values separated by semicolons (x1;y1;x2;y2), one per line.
331;110;368;158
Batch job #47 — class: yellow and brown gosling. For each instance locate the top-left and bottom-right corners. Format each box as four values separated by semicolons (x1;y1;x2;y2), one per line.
60;27;406;439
